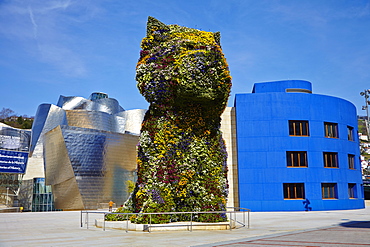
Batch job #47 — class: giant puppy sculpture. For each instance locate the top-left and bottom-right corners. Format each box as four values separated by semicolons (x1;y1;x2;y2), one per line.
125;17;232;223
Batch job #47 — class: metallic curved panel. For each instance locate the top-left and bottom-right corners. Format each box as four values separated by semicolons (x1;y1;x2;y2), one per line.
43;126;84;209
57;96;88;110
44;125;139;210
114;115;127;134
121;109;146;135
66;110;115;132
30;104;67;156
58;95;124;115
85;98;124;114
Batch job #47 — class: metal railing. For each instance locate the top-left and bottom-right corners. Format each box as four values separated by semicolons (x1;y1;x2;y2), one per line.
81;207;250;232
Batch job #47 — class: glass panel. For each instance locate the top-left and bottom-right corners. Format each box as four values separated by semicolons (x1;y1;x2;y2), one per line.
324;153;338;168
289;121;309;136
348;126;354;141
284;183;305;199
293;153;299;167
287;152;307;167
296;184;304;198
325;122;338;138
32;177;55;212
322;183;337;198
348;184;356;198
300;152;306;167
348;155;355;169
301;122;307;136
283;184;288;198
289;121;294;135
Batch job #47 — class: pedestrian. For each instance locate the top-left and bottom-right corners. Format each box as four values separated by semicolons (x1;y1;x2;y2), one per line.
108;200;114;212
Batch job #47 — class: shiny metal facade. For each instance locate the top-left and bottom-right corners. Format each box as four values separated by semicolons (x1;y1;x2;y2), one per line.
44;126;138;210
28;93;145;210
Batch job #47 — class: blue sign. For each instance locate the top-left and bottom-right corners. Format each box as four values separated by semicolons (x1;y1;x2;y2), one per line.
0;149;28;174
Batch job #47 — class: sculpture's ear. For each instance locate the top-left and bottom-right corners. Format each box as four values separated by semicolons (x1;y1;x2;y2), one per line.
214;32;221;45
147;16;170;37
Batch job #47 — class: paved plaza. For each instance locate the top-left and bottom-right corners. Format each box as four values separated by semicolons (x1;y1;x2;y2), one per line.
1;204;370;246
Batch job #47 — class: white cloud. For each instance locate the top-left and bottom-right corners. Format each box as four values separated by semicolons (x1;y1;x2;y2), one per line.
28;6;38;39
0;0;103;77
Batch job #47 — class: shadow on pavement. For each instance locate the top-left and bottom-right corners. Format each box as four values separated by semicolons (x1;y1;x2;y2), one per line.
340;221;370;228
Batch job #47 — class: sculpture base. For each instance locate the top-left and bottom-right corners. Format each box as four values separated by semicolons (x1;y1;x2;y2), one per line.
95;219;235;231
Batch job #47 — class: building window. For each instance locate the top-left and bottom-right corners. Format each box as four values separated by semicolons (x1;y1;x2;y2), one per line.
323;152;338;168
283;183;305;199
322;183;337;199
347;126;354;141
348;154;355;169
287;151;308;167
324;122;338;138
348;183;357;199
289;120;309;136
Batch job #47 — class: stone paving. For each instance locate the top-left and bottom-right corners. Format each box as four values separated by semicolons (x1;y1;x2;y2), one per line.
0;205;369;246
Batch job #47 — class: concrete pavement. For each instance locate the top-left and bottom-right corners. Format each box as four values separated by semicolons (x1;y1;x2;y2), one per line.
1;205;369;246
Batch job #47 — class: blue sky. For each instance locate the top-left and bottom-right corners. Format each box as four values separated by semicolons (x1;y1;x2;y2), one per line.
1;0;370;117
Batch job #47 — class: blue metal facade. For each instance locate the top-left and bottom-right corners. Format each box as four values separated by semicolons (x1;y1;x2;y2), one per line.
235;80;365;211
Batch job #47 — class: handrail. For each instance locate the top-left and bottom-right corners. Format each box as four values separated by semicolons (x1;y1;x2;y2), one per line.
80;207;250;232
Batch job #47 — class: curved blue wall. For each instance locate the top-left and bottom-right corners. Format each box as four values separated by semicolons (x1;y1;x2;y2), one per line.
235;80;364;211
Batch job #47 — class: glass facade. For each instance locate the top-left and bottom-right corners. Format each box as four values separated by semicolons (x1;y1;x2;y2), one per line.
32;178;55;212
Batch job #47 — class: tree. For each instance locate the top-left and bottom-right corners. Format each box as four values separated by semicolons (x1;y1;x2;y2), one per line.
0;108;15;120
17;116;24;125
22;119;33;129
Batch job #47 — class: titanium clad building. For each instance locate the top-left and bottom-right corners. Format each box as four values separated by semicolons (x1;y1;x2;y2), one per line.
235;80;364;211
44;126;138;210
26;92;145;210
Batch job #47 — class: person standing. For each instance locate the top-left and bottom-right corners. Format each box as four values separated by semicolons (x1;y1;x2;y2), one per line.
108;200;114;212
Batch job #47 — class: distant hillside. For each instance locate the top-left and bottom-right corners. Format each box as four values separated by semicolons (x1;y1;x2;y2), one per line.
0;116;33;129
0;107;33;129
358;117;367;135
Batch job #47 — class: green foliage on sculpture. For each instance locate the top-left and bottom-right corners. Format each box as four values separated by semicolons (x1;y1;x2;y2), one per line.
124;17;232;224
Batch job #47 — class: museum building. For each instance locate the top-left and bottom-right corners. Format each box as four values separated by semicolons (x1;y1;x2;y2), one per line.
21;92;145;210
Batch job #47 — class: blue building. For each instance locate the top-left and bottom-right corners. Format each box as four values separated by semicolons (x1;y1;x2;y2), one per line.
235;80;365;211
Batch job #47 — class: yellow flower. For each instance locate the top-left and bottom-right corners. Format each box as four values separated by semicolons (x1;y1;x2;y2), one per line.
178;177;188;186
136;189;145;198
179;188;187;197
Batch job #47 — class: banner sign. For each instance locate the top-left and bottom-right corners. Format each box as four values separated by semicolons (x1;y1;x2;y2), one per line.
0;126;31;152
0;125;30;174
0;149;28;174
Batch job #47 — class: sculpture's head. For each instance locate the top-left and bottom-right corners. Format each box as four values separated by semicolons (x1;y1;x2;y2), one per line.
136;17;231;109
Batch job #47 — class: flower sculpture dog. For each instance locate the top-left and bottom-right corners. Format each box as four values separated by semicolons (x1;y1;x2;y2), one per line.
125;17;232;223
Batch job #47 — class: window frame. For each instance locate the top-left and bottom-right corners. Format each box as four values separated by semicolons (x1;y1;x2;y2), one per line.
289;120;309;136
323;152;339;168
286;151;308;167
348;154;355;170
347;126;354;141
283;183;305;200
324;122;338;138
322;183;338;199
348;183;357;199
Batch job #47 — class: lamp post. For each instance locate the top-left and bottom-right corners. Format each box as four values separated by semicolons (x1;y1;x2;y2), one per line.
360;89;370;139
6;187;9;207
